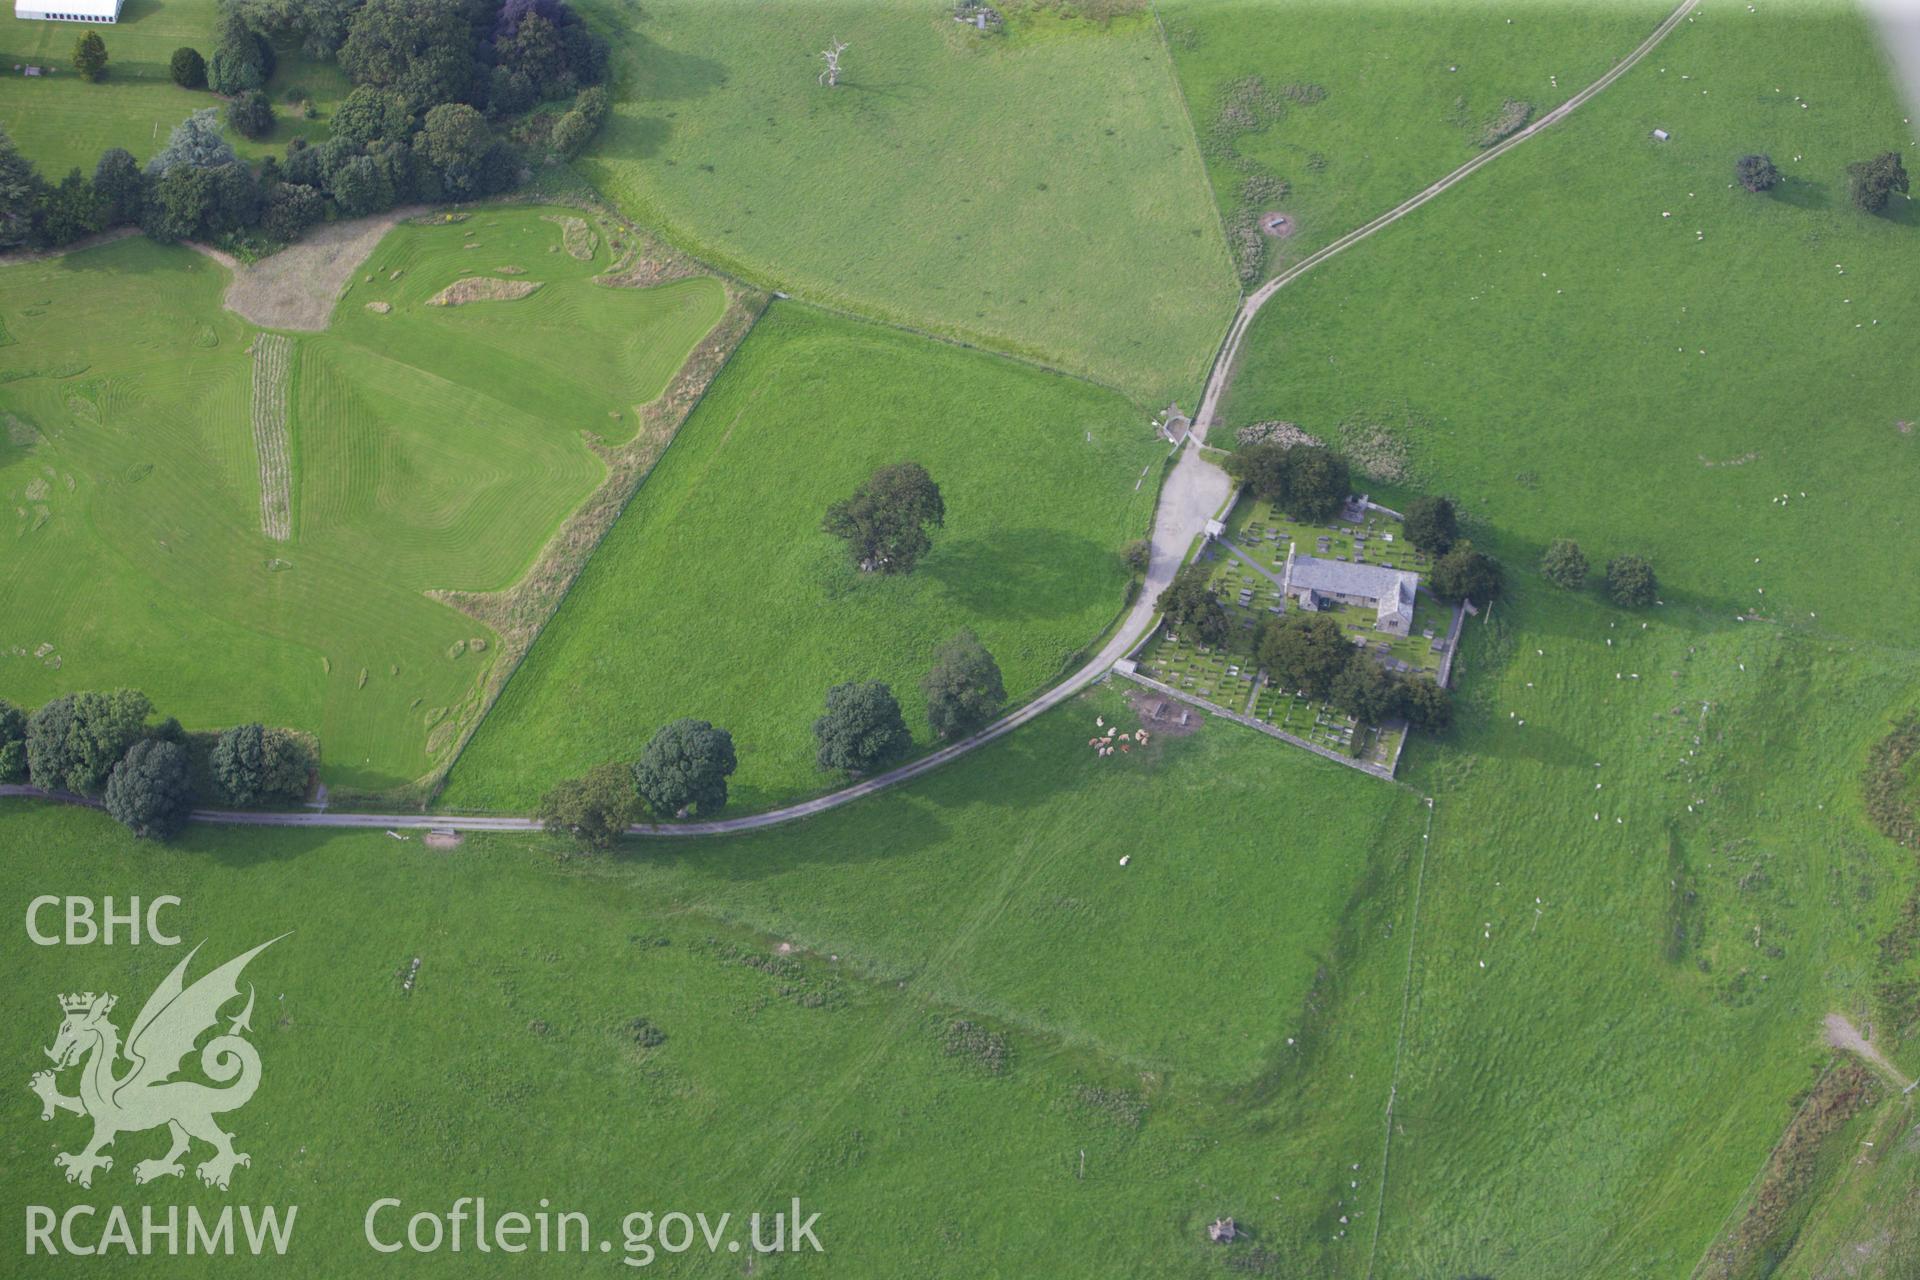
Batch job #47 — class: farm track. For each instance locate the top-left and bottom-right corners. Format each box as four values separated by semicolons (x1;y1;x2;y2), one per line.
5;0;1700;837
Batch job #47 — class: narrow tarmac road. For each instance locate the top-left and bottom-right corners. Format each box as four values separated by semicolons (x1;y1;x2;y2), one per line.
4;0;1701;839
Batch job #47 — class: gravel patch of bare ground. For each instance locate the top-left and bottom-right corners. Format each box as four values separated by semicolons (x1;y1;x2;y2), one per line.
198;206;424;331
419;285;767;805
427;276;543;306
248;334;295;541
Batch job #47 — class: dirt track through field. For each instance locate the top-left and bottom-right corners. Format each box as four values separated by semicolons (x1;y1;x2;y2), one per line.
1825;1013;1914;1090
6;1;1701;835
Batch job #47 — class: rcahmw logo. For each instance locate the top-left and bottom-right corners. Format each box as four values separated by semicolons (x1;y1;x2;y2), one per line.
22;912;298;1259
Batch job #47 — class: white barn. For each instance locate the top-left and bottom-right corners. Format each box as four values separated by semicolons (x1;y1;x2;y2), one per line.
15;0;122;22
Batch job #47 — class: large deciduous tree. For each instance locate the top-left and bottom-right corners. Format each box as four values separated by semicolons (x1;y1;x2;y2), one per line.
1227;441;1293;504
228;0;363;59
1402;495;1459;555
331;86;415;149
340;0;479;111
413;102;495;195
814;680;912;775
210;723;270;806
1282;445;1350;523
27;690;152;795
1735;153;1779;193
922;630;1005;739
1257;613;1351;699
0;129;47;251
1157;562;1230;648
823;462;946;574
0;699;27;783
104;739;195;839
1430;541;1504;604
1402;675;1453;732
1846;151;1909;213
1330;651;1403;724
536;762;637;849
72;30;109;82
633;718;738;817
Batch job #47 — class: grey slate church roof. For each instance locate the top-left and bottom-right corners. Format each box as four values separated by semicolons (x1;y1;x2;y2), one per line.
1285;555;1417;628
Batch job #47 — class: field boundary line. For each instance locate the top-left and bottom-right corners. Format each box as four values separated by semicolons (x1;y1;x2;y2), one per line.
1363;795;1436;1280
1684;1060;1839;1280
418;283;770;807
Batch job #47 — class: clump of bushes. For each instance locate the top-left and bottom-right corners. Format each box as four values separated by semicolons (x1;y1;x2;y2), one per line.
1604;554;1658;607
1537;538;1657;607
942;1019;1010;1074
1474;99;1533;148
1074;1083;1148;1130
550;85;610;159
169;46;206;90
1237;421;1321;450
626;1017;668;1049
1862;715;1919;850
1240;172;1290;208
227;89;275;141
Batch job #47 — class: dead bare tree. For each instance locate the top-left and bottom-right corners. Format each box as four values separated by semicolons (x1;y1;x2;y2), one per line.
818;38;848;88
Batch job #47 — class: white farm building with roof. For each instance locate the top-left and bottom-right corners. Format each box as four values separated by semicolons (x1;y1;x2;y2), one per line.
15;0;121;22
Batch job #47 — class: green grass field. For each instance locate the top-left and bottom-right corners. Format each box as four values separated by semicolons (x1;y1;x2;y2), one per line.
570;0;1239;405
1158;0;1674;280
0;0;348;177
1222;0;1920;649
1;206;726;794
4;1;1920;1273
1377;583;1918;1276
1200;3;1920;1269
443;302;1164;813
1;682;1429;1276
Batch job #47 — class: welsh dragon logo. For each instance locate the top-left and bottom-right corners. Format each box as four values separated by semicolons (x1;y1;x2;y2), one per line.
29;936;285;1191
